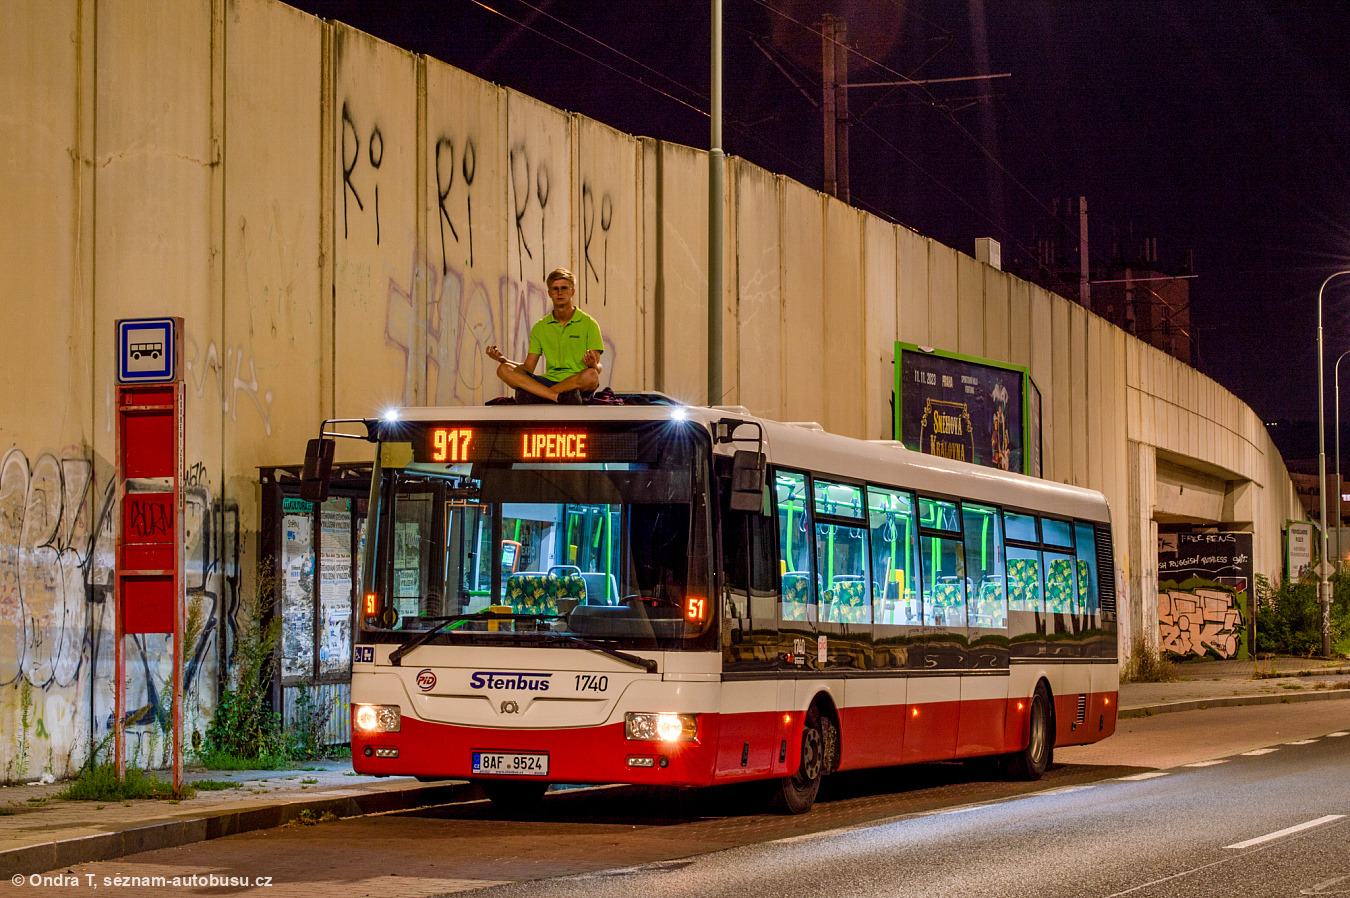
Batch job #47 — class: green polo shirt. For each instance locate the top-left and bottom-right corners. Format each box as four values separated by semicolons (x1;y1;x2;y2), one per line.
528;307;603;381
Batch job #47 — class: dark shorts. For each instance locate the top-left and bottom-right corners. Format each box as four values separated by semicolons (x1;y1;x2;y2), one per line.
514;372;594;404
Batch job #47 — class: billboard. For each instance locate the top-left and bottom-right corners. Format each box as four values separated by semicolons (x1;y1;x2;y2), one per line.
894;344;1041;475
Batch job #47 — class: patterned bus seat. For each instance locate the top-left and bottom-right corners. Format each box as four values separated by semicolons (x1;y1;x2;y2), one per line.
546;565;587;606
782;571;810;621
1045;558;1074;613
1077;560;1090;613
1007;558;1039;611
929;582;962;627
832;578;869;623
505;573;554;615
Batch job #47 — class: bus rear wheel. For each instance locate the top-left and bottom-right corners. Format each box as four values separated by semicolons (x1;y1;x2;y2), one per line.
1006;685;1053;780
770;707;824;814
480;780;548;811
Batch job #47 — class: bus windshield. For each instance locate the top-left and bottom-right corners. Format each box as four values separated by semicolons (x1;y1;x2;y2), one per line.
361;419;714;651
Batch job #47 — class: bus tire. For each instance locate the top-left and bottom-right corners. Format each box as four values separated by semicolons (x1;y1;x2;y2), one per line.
1006;685;1053;781
770;707;824;814
480;780;548;810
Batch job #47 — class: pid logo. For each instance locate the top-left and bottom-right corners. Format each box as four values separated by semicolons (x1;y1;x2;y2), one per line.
415;669;437;691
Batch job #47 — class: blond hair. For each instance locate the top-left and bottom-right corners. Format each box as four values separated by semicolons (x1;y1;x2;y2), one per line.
545;268;576;288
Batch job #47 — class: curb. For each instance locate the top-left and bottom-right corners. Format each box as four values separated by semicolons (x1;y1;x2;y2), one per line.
0;780;478;878
1120;687;1350;719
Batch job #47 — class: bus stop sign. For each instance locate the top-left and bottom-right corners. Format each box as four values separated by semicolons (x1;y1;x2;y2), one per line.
117;317;181;383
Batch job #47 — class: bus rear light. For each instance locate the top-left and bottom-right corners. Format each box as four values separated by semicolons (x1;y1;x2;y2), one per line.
353;704;401;734
911;707;919;718
625;712;698;743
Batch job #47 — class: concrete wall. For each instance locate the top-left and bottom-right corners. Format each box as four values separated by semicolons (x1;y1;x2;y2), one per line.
0;0;1303;777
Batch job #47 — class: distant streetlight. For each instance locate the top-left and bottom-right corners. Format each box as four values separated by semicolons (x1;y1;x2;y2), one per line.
1336;349;1350;574
1317;271;1350;656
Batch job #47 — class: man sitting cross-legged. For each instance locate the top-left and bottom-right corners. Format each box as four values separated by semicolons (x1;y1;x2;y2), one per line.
485;268;603;404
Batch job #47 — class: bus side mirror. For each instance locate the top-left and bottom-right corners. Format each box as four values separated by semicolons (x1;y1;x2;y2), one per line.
729;450;766;513
300;438;335;503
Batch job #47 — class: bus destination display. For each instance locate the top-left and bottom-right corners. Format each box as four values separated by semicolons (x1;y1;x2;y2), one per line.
415;424;646;464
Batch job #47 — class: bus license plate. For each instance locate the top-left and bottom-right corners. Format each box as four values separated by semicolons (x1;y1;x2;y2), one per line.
472;751;549;776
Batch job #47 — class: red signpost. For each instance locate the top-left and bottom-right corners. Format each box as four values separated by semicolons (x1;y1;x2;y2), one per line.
114;319;184;791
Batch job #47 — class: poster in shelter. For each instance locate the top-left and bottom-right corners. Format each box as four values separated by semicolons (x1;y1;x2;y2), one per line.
318;499;352;676
281;512;315;679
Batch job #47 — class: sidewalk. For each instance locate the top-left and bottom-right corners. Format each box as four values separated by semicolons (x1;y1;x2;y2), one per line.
3;655;1350;878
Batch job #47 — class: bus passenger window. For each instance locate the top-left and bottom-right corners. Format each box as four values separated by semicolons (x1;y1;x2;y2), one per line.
1006;546;1043;612
775;471;813;621
1044;551;1076;613
867;486;920;625
813;478;870;625
1075;521;1100;615
920;535;966;628
962;503;1006;629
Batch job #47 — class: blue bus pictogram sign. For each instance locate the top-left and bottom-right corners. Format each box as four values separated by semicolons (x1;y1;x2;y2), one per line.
117;318;180;384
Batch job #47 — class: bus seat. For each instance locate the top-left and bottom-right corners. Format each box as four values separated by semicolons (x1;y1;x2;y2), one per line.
546;565;586;605
1046;559;1074;613
580;572;619;605
833;579;868;623
1007;558;1037;610
506;573;554;615
782;572;810;621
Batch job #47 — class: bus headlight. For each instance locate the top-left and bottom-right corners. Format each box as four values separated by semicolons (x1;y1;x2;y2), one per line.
353;704;401;734
625;712;698;743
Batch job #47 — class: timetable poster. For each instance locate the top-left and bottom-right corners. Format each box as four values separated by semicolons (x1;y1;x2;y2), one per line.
897;346;1027;473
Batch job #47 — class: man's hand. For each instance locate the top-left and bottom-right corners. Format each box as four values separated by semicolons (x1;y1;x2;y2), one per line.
583;349;601;368
485;345;507;363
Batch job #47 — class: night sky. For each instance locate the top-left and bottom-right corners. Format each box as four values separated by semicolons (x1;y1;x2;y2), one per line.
286;0;1350;447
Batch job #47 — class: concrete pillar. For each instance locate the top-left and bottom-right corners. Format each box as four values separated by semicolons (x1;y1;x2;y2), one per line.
1125;440;1159;655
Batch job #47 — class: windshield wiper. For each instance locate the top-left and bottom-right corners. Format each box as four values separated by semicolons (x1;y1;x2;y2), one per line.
538;631;658;673
386;610;658;673
387;610;549;666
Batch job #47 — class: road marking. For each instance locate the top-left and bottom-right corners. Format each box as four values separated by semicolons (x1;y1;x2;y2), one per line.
1182;759;1229;767
1118;771;1170;781
1328;732;1349;737
1226;815;1346;850
1241;748;1278;755
1287;739;1319;745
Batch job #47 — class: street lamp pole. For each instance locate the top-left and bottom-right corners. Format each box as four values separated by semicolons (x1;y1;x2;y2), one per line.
1317;271;1350;656
1336;350;1350;575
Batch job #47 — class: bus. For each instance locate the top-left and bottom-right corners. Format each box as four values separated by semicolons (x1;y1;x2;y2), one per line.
312;394;1118;813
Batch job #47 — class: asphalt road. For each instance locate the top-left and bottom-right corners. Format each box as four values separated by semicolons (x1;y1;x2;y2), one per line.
24;698;1350;898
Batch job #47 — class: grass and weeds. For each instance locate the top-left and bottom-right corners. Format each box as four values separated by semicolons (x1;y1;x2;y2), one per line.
1120;636;1179;683
58;764;195;802
194;569;344;771
1255;573;1350;657
192;779;243;791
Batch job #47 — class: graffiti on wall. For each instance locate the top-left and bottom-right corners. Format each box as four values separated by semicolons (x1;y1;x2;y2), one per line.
0;448;235;781
184;339;275;436
360;119;627;407
1158;531;1253;660
342;101;384;244
1159;588;1244;658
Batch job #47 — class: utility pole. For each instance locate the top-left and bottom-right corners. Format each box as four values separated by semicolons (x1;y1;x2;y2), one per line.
820;15;849;203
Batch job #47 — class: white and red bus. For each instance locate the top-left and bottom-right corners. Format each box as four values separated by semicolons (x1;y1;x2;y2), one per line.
320;395;1118;813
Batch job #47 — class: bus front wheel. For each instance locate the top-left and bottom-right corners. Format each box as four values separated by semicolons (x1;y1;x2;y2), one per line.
1006;685;1053;780
770;707;824;814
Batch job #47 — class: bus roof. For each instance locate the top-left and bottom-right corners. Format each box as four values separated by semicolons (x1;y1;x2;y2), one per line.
379;399;1110;523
